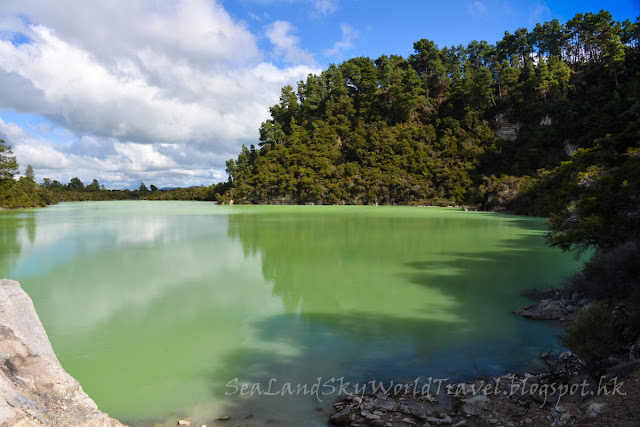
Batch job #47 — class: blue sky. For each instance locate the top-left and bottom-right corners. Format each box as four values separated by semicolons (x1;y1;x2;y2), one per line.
0;0;638;189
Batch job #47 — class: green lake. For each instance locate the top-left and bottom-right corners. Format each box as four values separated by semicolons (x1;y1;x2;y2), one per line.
0;201;580;425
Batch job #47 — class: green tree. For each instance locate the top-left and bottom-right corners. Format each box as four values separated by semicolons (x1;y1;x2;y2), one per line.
86;179;100;191
68;177;85;191
0;139;19;182
24;165;35;183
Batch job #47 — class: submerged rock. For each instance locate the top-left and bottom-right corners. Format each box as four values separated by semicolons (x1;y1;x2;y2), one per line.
0;279;125;426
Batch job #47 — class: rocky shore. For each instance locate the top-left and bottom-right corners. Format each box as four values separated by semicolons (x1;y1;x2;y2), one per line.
0;279;125;426
328;292;640;427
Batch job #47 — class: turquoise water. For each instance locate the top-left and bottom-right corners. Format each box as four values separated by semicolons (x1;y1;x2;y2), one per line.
0;201;579;425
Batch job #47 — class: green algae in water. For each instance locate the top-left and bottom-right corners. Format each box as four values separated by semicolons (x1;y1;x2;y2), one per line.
0;202;579;425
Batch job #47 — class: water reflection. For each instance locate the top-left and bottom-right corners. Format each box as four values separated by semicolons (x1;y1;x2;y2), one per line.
211;207;577;425
0;209;37;276
0;203;579;426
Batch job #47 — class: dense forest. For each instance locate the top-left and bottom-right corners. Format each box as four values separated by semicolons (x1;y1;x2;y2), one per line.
223;11;639;247
0;139;229;209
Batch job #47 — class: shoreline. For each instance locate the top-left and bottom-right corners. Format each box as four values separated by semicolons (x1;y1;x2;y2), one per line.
326;294;640;427
0;279;124;426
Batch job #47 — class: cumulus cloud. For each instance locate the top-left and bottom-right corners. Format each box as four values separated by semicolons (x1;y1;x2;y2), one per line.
0;116;234;188
323;24;358;58
265;20;316;64
0;0;321;187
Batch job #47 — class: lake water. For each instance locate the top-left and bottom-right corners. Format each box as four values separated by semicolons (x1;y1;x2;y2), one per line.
0;201;579;425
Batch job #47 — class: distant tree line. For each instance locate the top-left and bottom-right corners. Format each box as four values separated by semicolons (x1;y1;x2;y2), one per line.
0;140;229;208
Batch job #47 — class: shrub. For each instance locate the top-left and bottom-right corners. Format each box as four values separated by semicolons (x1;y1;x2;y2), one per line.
561;302;620;367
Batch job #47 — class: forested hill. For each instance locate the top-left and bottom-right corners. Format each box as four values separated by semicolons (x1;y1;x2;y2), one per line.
223;10;639;217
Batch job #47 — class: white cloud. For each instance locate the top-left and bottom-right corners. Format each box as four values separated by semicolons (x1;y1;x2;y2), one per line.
323;24;359;58
265;20;316;64
467;1;489;18
0;114;243;188
241;0;337;18
0;0;321;186
315;0;337;16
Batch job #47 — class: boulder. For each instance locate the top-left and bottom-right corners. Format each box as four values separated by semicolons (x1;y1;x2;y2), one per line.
329;406;355;426
460;395;489;417
398;400;432;420
0;279;125;426
583;402;605;420
513;299;565;320
372;398;397;412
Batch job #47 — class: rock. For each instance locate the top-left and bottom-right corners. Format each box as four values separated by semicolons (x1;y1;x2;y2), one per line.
495;113;521;141
178;421;191;426
400;418;417;426
513;299;565;320
329;406;355;426
452;421;467;427
566;304;577;312
372;398;397;412
216;415;230;421
460;395;489;417
0;279;124;427
564;140;578;157
583;402;605;420
398;400;432;420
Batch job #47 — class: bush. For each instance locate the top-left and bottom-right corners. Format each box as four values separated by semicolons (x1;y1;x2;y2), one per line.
561;302;620;367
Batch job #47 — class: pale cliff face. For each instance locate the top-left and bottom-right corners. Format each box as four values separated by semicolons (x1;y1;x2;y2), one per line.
0;279;125;427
